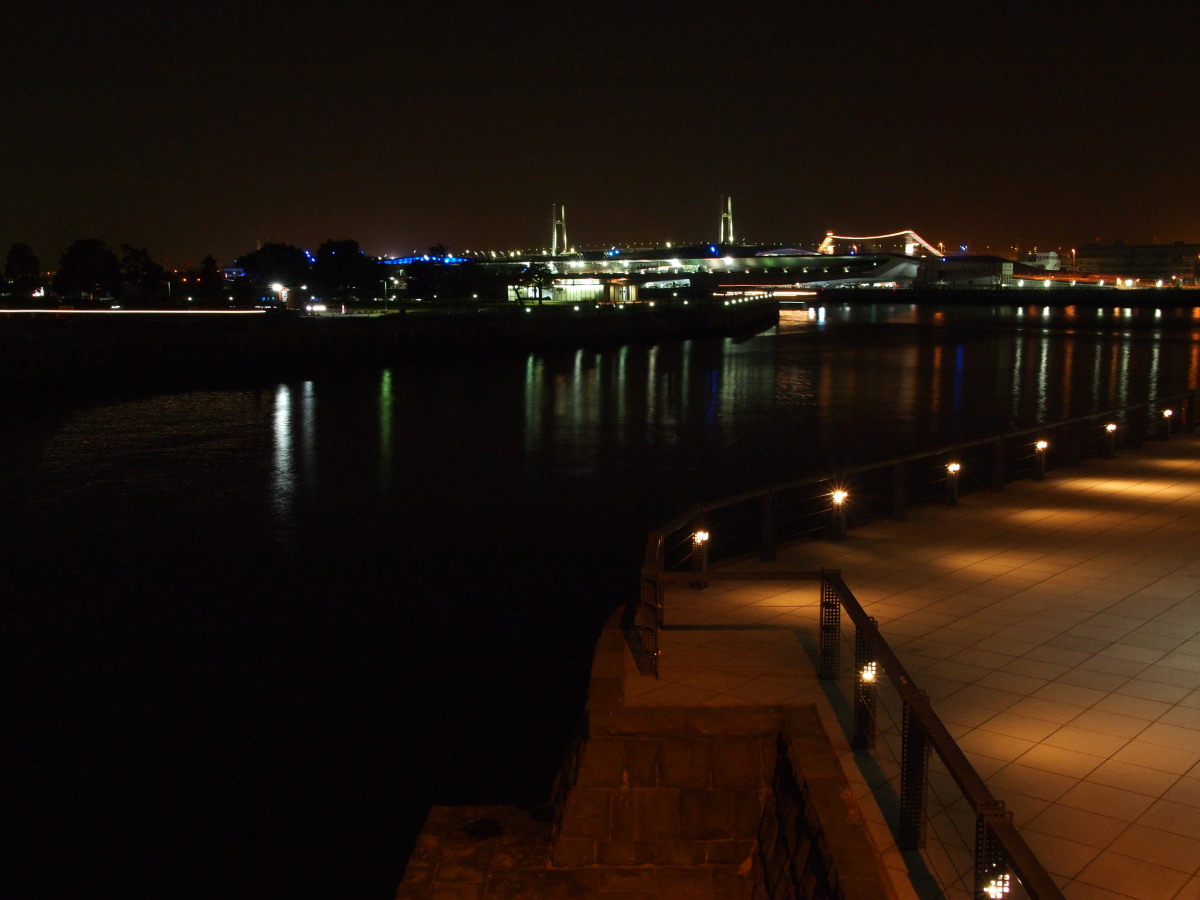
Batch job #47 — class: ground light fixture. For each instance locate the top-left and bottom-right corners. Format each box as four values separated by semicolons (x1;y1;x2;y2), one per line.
945;461;962;505
1034;440;1048;479
1105;422;1118;456
983;873;1011;897
690;530;710;589
831;490;848;539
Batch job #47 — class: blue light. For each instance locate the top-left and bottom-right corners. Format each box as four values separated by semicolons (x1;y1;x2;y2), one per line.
709;245;717;255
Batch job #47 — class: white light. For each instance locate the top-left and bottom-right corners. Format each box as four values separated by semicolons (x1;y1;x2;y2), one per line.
1106;423;1117;433
1035;440;1048;451
692;530;710;544
1163;409;1174;418
832;490;848;505
983;874;1010;898
861;662;877;682
271;283;284;292
947;462;961;474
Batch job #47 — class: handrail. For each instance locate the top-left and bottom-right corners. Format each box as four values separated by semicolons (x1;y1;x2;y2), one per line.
631;388;1199;899
826;572;1064;899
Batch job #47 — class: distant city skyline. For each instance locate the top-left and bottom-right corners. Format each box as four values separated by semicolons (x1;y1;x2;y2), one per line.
5;1;1196;267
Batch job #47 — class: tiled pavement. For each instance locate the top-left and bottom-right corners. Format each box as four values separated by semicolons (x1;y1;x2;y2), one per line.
622;434;1200;900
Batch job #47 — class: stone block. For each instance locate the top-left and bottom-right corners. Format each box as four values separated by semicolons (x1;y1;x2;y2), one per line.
596;866;661;893
733;789;766;836
680;789;733;840
575;739;626;787
596;840;641;866
623;739;660;786
549;838;595;868
634;787;681;841
609;789;636;841
711;738;764;788
557;787;610;839
426;883;485;900
705;838;756;866
658;739;711;788
642;840;707;865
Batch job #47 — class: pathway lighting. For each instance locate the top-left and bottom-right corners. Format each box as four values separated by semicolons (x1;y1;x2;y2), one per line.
983;874;1011;898
1034;440;1048;480
831;490;848;540
1105;422;1118;456
1163;408;1174;440
690;529;710;589
945;461;961;506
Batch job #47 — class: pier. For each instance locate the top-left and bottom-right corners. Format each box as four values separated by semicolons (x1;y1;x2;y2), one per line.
400;407;1200;899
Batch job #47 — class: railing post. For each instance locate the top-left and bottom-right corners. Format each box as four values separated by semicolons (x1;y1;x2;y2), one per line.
819;569;841;680
898;693;930;851
1070;419;1084;466
892;461;907;521
991;438;1006;491
853;619;877;749
975;804;1012;900
760;490;776;561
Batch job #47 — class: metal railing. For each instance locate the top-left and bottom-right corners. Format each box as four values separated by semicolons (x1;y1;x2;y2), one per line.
625;389;1200;899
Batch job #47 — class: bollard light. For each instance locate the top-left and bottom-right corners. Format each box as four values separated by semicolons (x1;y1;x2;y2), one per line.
983;873;1011;898
1105;423;1117;433
689;530;710;589
1105;422;1118;456
1034;440;1048;479
1164;408;1174;440
830;490;848;539
945;461;962;506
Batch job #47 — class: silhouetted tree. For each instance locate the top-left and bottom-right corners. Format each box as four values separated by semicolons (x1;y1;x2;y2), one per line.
119;244;167;305
5;242;42;304
521;262;554;305
234;242;310;299
53;239;121;301
311;239;383;301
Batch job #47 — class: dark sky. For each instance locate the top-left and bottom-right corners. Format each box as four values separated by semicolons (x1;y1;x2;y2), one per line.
4;1;1197;268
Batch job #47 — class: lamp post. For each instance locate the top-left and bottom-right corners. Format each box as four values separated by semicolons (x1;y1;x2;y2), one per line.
1163;408;1174;440
1105;422;1118;457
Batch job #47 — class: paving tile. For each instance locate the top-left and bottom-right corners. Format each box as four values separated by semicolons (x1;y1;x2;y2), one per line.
1073;850;1190;899
1056;781;1158;821
1110;741;1199;776
1086;760;1181;798
1107;824;1200;874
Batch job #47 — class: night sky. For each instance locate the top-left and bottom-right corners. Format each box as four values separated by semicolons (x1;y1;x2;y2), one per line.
4;1;1197;268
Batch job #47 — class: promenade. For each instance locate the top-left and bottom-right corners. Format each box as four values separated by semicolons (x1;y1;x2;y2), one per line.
628;433;1200;898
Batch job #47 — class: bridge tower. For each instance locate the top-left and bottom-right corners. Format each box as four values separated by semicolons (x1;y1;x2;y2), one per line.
719;195;734;244
551;203;568;256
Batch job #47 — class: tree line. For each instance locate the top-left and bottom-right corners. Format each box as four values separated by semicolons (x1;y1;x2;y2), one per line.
1;238;549;309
